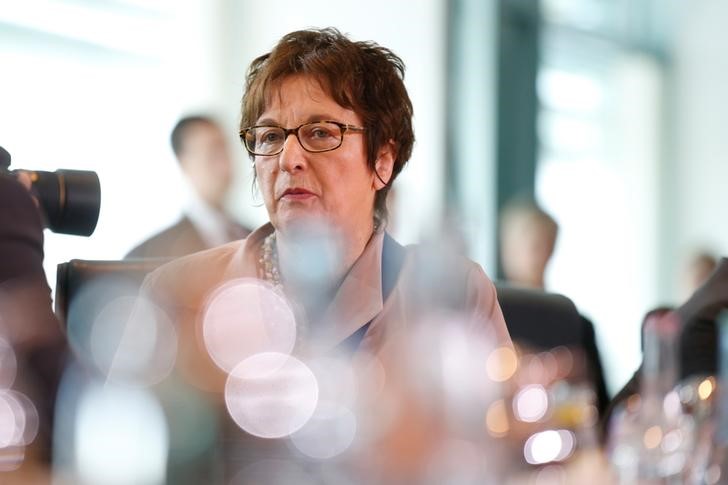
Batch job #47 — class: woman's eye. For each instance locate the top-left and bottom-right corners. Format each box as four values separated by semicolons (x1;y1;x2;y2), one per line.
259;130;283;144
310;126;335;139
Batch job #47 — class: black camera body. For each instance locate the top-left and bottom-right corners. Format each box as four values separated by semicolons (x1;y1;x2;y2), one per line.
0;146;101;236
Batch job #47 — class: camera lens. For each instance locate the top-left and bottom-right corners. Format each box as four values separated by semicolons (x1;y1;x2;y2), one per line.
30;170;101;236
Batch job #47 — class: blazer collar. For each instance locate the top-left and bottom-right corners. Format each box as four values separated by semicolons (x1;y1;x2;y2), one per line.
228;223;385;348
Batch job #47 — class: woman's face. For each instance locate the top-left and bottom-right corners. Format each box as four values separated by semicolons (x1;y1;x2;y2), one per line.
254;75;390;238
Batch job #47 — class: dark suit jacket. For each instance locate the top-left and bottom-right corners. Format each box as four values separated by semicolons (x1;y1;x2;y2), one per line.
497;284;610;418
126;216;207;259
579;314;610;418
125;216;250;260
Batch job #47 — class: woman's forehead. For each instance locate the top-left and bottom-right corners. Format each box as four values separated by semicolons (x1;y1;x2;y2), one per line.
259;75;358;123
267;76;329;105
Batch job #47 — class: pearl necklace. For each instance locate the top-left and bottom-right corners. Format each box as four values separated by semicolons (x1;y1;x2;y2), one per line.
259;233;281;287
260;222;381;287
260;232;313;347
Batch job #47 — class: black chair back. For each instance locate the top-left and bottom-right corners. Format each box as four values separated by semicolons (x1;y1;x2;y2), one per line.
495;284;585;351
56;261;585;348
55;258;170;327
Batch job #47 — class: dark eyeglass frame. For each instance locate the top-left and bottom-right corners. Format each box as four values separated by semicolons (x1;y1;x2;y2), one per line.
239;120;366;157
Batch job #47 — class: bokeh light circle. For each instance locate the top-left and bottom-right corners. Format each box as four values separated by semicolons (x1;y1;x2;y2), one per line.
2;392;25;447
66;277;176;386
523;429;575;465
9;391;39;446
202;279;297;373
74;383;169;485
290;400;357;459
0;393;19;447
486;399;510;437
486;346;518;382
409;312;499;404
514;384;549;423
90;295;177;385
225;352;318;439
698;377;714;400
308;356;357;408
0;337;17;389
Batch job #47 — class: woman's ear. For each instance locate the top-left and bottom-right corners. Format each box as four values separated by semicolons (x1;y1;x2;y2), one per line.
373;140;396;191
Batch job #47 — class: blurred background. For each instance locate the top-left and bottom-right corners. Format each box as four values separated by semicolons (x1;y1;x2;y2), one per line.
1;0;726;398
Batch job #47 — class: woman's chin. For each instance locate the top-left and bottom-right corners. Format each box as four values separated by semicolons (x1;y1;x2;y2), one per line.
275;210;334;235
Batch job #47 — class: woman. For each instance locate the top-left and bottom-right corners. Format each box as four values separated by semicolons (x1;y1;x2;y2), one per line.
142;27;509;389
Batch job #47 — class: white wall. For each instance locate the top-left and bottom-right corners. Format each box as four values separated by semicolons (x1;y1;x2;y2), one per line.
537;51;663;393
669;0;728;298
539;0;728;392
449;0;499;273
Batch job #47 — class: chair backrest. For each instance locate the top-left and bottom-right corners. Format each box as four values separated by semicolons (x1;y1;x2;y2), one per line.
55;260;585;351
55;258;170;327
495;284;585;351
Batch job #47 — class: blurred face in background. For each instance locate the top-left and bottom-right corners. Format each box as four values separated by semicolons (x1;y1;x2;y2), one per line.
501;216;557;289
680;251;718;300
178;122;233;209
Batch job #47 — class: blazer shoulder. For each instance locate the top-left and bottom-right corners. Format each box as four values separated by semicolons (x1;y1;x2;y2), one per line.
141;239;249;311
126;217;205;259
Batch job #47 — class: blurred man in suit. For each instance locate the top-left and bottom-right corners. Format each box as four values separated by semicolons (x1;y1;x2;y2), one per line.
499;198;610;418
680;249;718;302
603;258;727;440
126;115;250;259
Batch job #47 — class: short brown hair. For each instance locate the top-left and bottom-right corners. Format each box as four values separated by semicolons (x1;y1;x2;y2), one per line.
240;27;415;225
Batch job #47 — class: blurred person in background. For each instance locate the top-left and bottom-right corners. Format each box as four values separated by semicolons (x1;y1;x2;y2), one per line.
140;27;511;481
499;198;610;418
600;251;720;445
604;258;727;447
676;256;727;377
606;251;721;418
500;198;558;290
680;248;718;302
0;170;67;477
126;115;250;259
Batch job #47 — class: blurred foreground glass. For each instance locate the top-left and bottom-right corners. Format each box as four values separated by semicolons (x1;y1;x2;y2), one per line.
65;277;178;386
240;121;365;157
209;234;613;483
689;311;728;485
608;313;695;483
490;345;611;484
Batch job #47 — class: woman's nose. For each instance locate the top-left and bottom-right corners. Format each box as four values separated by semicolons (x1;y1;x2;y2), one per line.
278;133;307;173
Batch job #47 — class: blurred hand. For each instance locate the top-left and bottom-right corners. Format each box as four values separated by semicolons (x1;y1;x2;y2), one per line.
15;170;32;190
14;170;39;208
677;258;728;378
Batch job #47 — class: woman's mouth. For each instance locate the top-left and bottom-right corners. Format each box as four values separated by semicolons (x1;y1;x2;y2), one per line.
280;188;316;201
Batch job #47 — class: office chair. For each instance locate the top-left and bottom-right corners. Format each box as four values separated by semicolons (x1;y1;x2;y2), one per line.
55;258;170;328
495;284;585;350
496;284;610;418
56;260;586;343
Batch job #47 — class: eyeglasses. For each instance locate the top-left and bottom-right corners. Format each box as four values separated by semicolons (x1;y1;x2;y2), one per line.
239;120;366;157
